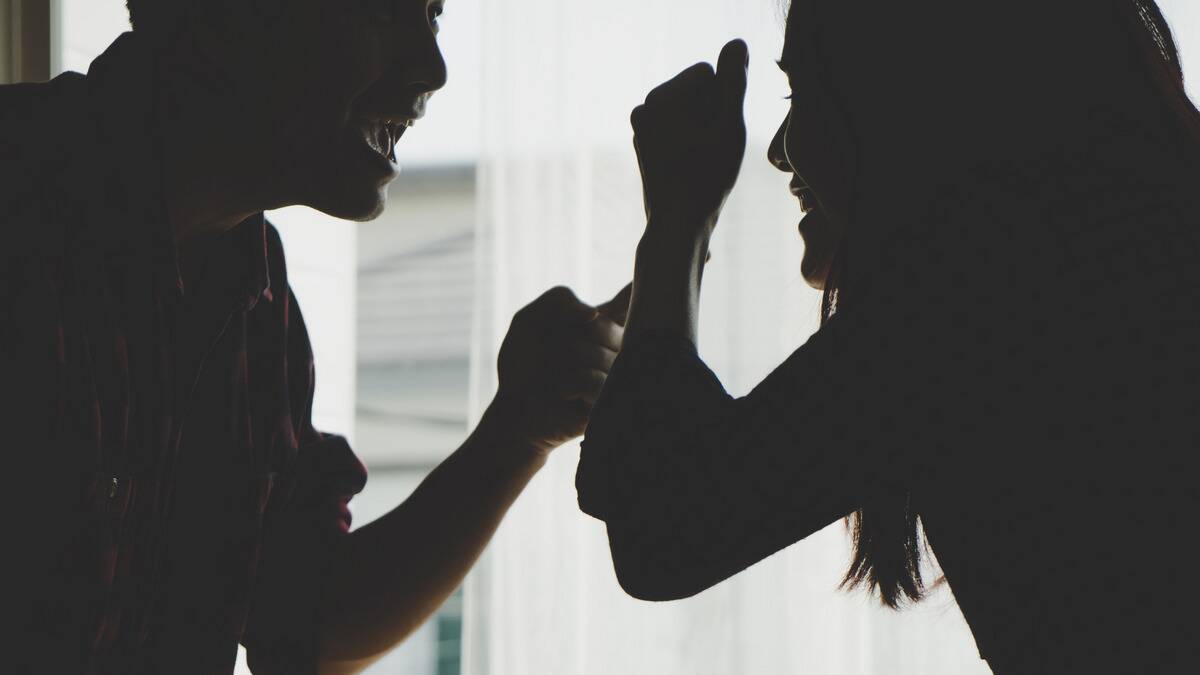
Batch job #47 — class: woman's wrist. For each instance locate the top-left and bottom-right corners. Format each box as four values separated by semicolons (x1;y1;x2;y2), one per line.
627;218;712;346
640;211;714;258
635;229;710;282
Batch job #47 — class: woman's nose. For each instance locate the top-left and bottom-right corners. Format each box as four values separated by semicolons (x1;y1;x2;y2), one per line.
768;116;792;173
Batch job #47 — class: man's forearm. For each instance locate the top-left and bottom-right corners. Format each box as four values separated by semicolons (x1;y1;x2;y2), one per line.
315;396;545;673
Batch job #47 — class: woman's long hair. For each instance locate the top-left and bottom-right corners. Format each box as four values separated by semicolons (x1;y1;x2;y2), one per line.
826;0;1200;608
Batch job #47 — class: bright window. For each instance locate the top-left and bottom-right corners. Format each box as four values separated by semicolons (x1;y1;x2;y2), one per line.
37;1;1200;674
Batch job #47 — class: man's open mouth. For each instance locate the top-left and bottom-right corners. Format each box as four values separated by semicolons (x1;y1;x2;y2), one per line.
362;119;412;163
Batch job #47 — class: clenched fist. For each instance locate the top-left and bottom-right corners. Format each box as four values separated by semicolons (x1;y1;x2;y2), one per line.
492;284;632;456
632;39;749;236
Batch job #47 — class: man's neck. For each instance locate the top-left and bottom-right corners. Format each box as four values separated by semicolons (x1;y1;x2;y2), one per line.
156;39;283;245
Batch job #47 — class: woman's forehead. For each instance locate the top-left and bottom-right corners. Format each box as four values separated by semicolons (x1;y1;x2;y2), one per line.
780;0;816;68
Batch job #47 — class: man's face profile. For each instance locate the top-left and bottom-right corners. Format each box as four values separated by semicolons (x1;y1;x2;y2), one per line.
174;0;448;222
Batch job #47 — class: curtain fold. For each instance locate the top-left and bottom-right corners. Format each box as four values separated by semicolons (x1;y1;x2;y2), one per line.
465;2;990;673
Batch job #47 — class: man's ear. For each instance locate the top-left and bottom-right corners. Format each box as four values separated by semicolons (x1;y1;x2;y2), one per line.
187;0;281;45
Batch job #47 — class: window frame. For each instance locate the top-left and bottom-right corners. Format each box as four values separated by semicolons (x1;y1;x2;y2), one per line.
1;0;56;84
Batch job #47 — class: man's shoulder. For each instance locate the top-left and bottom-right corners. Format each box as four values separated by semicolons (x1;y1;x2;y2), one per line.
0;73;91;251
0;73;88;179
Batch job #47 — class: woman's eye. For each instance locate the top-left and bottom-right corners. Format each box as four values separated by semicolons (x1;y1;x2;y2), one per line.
429;5;444;30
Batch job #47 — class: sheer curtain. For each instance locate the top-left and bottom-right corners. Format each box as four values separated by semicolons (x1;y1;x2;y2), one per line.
463;2;990;674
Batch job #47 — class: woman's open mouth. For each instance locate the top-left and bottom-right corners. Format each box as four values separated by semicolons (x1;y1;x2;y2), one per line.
788;174;815;212
790;180;815;214
794;190;815;214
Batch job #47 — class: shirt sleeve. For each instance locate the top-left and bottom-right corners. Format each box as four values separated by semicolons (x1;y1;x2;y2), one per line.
576;213;1003;601
245;432;367;674
242;269;368;672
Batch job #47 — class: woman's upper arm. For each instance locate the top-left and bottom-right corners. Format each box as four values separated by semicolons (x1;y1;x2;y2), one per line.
577;238;972;599
577;316;924;598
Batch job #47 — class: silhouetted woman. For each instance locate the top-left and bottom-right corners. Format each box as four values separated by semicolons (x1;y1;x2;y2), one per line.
577;1;1200;672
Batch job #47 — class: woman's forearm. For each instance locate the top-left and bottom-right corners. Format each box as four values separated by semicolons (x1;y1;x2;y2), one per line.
315;396;546;673
625;218;712;346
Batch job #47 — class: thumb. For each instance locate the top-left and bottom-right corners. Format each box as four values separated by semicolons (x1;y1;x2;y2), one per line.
596;282;633;325
716;39;749;117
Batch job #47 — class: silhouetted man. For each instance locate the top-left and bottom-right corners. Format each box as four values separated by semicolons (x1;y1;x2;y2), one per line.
0;1;626;672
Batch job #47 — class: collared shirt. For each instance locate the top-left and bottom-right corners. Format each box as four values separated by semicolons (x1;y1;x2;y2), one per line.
1;33;367;674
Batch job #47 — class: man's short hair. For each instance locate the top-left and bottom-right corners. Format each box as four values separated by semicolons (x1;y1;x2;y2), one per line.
127;1;273;35
127;0;198;34
126;0;167;32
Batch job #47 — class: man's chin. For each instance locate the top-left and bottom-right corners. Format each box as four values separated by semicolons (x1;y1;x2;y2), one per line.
305;184;389;222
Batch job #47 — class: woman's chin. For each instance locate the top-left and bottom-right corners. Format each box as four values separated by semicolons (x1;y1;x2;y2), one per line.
801;257;830;290
797;209;838;291
800;234;836;289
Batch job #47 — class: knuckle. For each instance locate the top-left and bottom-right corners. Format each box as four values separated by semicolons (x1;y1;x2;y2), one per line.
553;285;580;304
534;287;575;316
512;304;534;324
544;284;571;300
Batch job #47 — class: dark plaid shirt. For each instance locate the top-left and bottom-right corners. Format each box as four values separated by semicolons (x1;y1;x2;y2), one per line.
1;34;367;674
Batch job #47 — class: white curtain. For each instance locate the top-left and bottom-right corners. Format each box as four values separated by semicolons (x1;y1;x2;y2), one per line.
464;2;991;674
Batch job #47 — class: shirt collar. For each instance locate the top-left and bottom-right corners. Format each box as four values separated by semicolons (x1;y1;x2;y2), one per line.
82;32;271;310
221;212;273;313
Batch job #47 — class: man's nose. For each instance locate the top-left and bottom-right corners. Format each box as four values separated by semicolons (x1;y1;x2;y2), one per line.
408;49;447;95
768;117;791;173
367;29;447;115
396;27;448;95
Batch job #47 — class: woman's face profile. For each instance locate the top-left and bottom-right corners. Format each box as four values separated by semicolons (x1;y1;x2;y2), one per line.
769;112;841;289
768;10;855;291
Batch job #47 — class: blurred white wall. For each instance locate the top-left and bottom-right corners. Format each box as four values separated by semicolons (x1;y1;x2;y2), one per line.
1160;0;1200;102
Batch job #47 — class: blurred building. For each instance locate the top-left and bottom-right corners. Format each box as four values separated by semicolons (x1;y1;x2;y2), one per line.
351;165;477;675
356;165;477;470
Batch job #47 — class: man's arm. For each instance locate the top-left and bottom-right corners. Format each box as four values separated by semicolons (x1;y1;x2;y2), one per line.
314;284;630;674
314;397;542;674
